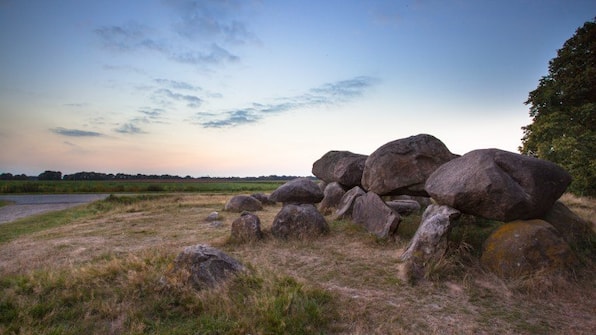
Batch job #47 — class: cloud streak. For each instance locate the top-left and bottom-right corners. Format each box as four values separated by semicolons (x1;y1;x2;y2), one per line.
114;123;146;135
51;127;103;137
153;89;202;108
139;107;166;119
154;78;199;91
194;76;378;128
94;0;255;68
166;0;259;45
95;23;239;67
113;107;171;136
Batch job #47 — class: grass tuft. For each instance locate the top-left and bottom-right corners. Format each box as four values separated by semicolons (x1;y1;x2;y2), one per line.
0;249;336;335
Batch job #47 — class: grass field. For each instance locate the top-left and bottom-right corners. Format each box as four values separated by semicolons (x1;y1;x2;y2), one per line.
0;180;285;194
0;200;14;208
0;192;594;334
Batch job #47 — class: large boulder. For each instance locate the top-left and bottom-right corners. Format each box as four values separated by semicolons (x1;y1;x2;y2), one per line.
399;205;461;281
251;193;276;206
224;195;263;212
541;201;594;248
318;182;347;215
481;220;578;278
268;178;324;204
425;149;572;222
271;204;329;239
312;150;367;187
352;192;401;239
230;212;264;243
361;134;457;196
333;186;366;220
161;244;245;290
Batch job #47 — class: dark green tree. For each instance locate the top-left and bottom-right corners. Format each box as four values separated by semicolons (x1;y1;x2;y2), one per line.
520;18;596;196
38;170;62;180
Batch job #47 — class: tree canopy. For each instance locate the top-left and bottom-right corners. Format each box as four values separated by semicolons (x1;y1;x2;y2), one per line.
520;18;596;196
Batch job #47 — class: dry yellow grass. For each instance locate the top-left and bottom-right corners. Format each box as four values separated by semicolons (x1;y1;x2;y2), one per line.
1;193;594;334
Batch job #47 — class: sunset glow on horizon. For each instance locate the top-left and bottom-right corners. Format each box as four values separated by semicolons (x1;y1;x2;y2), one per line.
1;1;595;177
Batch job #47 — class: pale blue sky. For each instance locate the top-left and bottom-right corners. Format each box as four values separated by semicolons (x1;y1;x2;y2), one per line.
1;0;594;177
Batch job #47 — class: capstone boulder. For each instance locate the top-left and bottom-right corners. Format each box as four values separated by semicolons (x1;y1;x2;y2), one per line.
312;150;367;187
361;134;457;196
425;149;572;221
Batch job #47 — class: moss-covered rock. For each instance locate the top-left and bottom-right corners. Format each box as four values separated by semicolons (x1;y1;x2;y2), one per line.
480;220;578;278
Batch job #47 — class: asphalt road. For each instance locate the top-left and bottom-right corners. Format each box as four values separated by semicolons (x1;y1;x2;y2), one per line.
0;194;109;224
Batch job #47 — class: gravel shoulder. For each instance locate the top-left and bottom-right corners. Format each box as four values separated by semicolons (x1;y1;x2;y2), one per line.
0;194;109;224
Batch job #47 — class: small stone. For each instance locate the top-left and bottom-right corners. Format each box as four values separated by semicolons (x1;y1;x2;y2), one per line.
161;244;245;290
206;211;219;222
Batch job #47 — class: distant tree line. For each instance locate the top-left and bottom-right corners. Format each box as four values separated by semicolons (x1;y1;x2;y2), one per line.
0;173;32;180
0;170;308;181
62;171;187;181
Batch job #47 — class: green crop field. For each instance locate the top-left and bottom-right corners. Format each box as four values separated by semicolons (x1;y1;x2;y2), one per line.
0;180;285;194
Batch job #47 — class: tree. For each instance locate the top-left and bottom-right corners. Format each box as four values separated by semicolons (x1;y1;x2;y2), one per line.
520;18;596;196
38;170;62;180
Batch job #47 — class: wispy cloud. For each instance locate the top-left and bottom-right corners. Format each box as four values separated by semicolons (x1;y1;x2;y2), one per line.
63;103;88;108
95;23;158;52
166;0;259;45
169;43;239;65
95;23;238;67
139;107;166;119
114;123;146;135
131;107;168;125
194;76;378;128
103;64;146;75
154;78;199;91
94;0;253;68
112;107;170;135
197;108;262;128
153;89;202;108
51;127;103;137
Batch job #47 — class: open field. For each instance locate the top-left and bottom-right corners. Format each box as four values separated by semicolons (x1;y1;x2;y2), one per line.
0;180;285;194
0;193;594;334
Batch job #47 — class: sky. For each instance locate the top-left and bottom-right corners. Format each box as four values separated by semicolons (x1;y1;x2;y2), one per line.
1;1;595;177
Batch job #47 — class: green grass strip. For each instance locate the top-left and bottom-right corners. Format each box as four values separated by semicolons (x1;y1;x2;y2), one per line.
0;206;94;244
0;200;15;208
